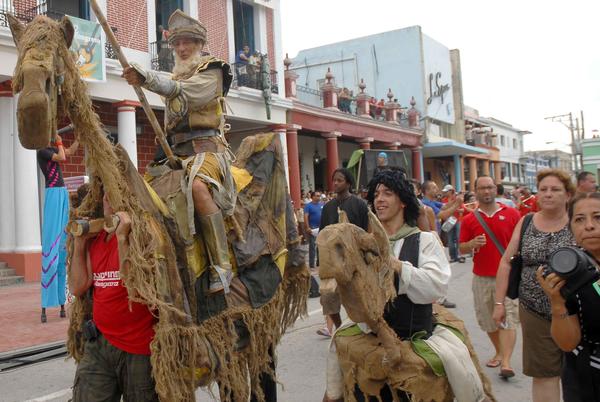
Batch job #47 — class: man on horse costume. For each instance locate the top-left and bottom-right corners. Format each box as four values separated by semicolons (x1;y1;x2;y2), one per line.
123;9;235;296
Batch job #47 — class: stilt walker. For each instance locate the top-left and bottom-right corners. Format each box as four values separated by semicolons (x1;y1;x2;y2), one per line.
38;129;79;323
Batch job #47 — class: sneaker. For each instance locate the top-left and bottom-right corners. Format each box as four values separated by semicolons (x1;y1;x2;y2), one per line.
316;327;331;337
441;299;457;308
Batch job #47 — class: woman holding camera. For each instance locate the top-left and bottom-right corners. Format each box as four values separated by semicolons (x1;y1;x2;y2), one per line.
494;169;575;402
537;192;600;401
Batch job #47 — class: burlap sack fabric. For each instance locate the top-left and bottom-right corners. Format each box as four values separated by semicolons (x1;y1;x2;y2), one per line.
334;305;496;402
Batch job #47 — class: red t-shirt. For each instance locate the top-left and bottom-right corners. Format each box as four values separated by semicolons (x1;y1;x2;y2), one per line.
459;204;520;277
518;195;538;216
89;231;156;355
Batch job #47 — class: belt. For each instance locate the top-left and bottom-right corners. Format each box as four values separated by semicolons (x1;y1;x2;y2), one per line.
170;129;219;145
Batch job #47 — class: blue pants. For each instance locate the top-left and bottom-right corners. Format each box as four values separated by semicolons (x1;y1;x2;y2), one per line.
447;223;460;261
41;187;69;308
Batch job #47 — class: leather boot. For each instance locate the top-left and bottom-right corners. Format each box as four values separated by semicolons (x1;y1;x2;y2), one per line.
199;211;233;294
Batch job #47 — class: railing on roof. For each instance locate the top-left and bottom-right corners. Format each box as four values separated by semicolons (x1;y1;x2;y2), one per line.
296;85;322;107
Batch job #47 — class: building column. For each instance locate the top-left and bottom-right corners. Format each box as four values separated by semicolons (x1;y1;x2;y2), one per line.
459;156;465;191
453;154;462;192
322;131;341;191
494;161;502;184
469;157;477;191
0;96;16;256
270;125;290;188
284;124;302;208
355;79;372;118
357;137;373;150
482;159;490;176
407;97;420;128
411;146;423;182
0;94;42;281
114;100;140;168
283;54;299;99
321;68;339;110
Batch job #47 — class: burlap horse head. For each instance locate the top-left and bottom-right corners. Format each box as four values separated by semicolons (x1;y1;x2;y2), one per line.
317;211;397;324
8;14;74;149
317;211;404;367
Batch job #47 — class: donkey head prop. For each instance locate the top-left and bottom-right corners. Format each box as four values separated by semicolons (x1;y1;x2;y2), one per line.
8;14;74;149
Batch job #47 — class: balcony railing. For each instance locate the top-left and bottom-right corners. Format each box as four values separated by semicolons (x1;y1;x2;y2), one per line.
231;62;278;94
1;2;118;60
150;40;175;73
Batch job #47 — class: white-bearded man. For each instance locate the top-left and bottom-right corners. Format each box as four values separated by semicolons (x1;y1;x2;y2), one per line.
123;10;234;298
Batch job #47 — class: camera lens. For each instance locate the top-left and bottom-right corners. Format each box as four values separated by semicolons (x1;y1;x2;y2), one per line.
549;248;579;276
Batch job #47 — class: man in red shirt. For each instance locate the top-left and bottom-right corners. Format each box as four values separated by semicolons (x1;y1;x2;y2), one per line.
459;176;520;378
69;192;158;401
516;186;538;216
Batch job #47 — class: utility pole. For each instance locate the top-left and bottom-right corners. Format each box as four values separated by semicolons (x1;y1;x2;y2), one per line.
568;113;578;171
575;117;583;169
545;113;578;172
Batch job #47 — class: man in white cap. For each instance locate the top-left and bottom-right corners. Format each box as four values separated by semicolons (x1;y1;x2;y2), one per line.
123;10;235;297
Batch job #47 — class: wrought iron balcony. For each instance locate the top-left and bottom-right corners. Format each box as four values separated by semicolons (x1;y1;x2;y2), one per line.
0;1;118;60
231;62;278;94
149;40;175;73
0;0;35;27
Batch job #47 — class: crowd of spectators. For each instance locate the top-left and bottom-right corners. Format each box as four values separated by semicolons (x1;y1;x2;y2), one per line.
302;168;600;402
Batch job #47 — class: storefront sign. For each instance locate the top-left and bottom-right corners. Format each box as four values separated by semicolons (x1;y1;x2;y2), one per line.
68;16;106;82
426;72;450;105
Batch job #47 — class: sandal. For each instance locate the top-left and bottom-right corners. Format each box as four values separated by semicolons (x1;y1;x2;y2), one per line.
316;328;331;337
499;368;515;379
485;358;502;368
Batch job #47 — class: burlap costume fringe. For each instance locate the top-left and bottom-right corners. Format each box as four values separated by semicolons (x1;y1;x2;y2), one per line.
335;305;496;402
280;256;310;335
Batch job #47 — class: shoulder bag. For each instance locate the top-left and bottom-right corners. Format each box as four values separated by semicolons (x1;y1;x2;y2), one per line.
506;213;533;299
473;210;506;256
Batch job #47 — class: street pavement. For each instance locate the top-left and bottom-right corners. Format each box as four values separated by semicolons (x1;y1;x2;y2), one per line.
0;258;536;402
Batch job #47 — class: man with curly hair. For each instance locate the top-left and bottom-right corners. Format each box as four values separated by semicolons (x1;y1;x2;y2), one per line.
365;169;451;341
324;168;452;401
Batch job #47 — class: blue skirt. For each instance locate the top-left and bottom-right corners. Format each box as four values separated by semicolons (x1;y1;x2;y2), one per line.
41;187;69;308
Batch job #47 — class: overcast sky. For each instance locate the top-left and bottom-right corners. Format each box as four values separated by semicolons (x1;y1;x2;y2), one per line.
280;0;599;153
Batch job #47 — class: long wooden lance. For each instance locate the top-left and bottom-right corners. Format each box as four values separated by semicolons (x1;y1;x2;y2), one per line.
88;0;178;168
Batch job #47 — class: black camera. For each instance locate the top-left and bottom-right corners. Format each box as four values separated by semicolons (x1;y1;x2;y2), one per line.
545;246;600;299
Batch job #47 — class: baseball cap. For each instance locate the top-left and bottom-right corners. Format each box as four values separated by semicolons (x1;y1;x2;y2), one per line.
442;184;455;192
